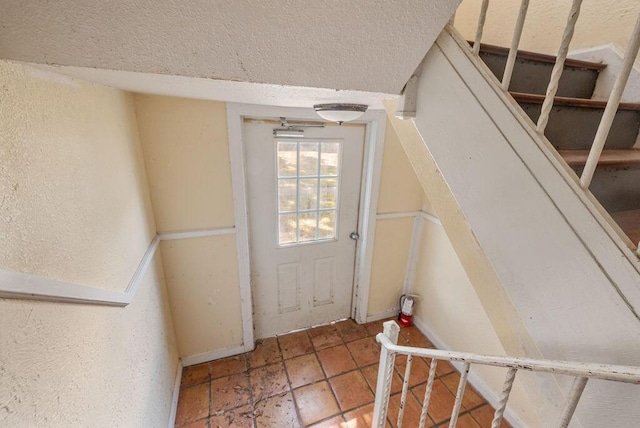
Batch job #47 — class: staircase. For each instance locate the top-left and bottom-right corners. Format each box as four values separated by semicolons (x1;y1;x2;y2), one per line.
476;42;640;247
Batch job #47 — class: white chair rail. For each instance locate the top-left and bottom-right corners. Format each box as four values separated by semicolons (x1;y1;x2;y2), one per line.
371;321;640;428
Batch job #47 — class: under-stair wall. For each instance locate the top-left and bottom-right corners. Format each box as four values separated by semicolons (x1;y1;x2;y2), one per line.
386;28;640;427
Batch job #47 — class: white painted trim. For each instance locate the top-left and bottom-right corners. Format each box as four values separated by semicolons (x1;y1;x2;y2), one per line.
419;211;442;225
411;315;527;428
0;234;160;306
158;226;236;240
181;344;246;367
365;308;399;324
167;361;183;428
376;211;422;220
353;111;387;324
403;215;424;295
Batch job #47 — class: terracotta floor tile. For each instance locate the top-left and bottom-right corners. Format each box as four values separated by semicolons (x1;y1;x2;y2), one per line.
435;360;456;377
254;392;300;427
363;319;393;337
335;319;369;343
440;372;486;410
470;404;510;428
182;362;212;388
398;326;434;348
176;383;211;426
285;353;325;389
249;338;282;368
278;330;314;360
395;355;431;387
209;405;253;428
179;418;210;428
456;413;482;428
211;372;252;413
386;392;427;428
361;364;403;395
309;324;343;350
250;362;290;401
346;337;380;368
211;355;247;380
317;345;357;378
293;381;340;426
329;370;375;412
417;379;456;424
308;414;346;428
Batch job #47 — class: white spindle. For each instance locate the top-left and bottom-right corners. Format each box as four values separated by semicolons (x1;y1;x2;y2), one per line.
501;0;530;91
397;355;413;428
473;0;490;55
419;359;438;428
537;0;583;133
448;363;471;428
556;377;588;428
372;321;400;428
580;14;640;189
491;368;517;428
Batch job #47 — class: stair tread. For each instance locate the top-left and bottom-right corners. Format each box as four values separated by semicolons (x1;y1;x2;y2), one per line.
473;42;607;71
559;149;640;167
511;92;640;110
610;210;640;245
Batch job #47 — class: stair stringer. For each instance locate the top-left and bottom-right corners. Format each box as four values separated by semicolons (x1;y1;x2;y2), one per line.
385;28;640;427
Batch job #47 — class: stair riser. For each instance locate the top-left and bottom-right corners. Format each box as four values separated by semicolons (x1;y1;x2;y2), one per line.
518;103;640;150
573;165;640;212
480;52;599;98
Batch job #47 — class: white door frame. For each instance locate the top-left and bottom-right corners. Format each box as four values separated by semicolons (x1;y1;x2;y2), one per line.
226;103;386;352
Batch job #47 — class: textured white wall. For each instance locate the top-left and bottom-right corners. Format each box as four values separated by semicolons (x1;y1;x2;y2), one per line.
0;60;179;427
0;0;460;94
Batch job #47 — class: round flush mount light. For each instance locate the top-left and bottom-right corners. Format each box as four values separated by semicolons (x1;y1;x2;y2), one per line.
313;103;368;125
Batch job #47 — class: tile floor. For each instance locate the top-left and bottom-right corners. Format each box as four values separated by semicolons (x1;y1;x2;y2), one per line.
175;318;509;428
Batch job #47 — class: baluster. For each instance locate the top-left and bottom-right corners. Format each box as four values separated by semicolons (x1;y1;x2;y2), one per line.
397;355;413;428
491;368;517;428
473;0;490;55
418;359;438;428
372;321;400;428
449;363;471;428
537;0;583;133
580;13;640;188
556;377;588;428
502;0;530;91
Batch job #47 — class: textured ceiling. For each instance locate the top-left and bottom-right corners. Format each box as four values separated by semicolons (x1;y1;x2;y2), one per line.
0;0;460;94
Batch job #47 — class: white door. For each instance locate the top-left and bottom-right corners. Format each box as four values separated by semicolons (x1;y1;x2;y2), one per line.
244;120;365;339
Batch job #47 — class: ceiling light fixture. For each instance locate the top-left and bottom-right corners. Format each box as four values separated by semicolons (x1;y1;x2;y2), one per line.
313;103;368;125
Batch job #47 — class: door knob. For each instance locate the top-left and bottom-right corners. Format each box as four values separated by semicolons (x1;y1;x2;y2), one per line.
349;232;360;240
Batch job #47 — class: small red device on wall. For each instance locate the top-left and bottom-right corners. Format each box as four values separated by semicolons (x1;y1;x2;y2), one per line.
398;294;419;327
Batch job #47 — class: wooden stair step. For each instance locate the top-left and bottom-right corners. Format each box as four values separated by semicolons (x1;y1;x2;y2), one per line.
559;149;640;167
473;42;606;71
511;92;640;111
610;210;640;245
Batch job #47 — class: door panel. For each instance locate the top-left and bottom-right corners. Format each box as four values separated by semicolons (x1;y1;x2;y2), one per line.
244;120;365;338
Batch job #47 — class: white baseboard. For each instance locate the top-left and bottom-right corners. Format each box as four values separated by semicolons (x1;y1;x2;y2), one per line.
168;361;183;428
181;344;246;367
411;316;527;428
365;308;399;323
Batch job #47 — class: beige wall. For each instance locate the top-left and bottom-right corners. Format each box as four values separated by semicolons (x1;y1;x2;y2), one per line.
0;61;178;426
454;0;640;56
135;95;243;358
367;121;424;318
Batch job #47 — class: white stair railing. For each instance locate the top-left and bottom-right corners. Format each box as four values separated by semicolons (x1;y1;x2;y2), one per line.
371;321;640;428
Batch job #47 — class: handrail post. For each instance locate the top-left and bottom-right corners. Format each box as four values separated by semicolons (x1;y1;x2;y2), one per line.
502;0;530;91
556;377;588;428
491;368;517;428
448;363;471;428
372;321;400;428
473;0;490;55
537;0;583;133
580;13;640;189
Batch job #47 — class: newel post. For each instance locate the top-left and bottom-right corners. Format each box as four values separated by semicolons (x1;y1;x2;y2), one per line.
372;320;400;428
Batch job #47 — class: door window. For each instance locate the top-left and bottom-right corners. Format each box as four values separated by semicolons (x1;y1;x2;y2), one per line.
276;141;341;245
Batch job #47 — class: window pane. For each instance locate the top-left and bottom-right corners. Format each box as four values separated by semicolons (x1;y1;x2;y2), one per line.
279;214;297;244
299;142;319;176
298;178;318;211
277;142;298;177
318;211;336;240
299;212;318;242
320;142;340;175
319;178;338;209
278;179;297;212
